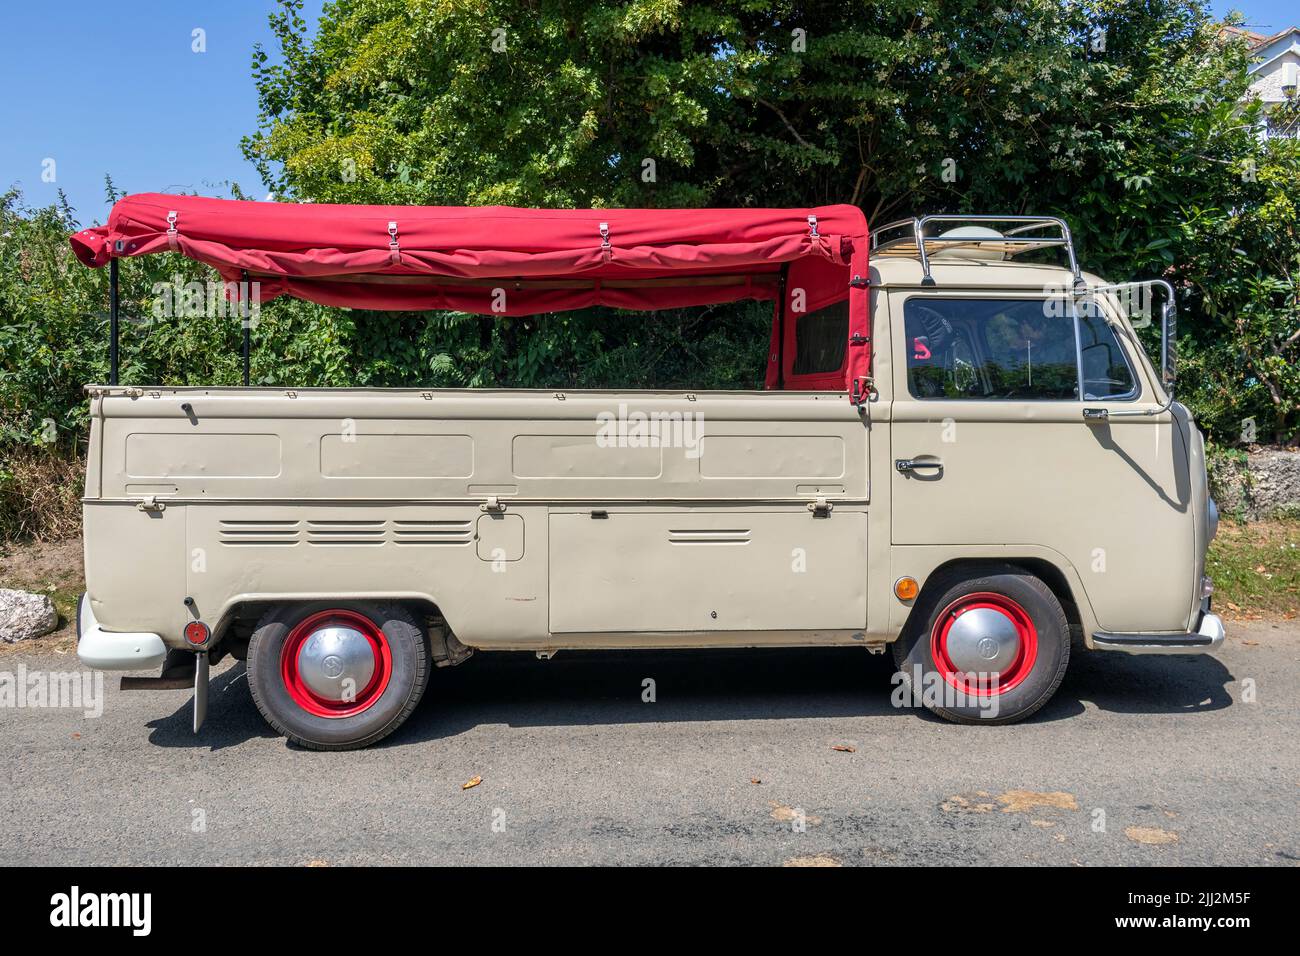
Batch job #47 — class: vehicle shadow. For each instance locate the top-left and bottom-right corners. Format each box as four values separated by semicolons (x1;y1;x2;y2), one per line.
141;644;1238;750
1041;646;1236;720
405;647;901;743
144;661;277;751
397;643;1238;743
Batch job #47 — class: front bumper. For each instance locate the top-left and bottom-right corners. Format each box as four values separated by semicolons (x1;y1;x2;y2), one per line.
1092;611;1225;655
76;593;168;670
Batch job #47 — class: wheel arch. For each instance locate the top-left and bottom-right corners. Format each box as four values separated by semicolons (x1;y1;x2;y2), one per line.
210;593;447;652
903;556;1086;646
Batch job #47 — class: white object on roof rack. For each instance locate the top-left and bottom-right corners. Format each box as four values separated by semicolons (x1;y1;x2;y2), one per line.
871;214;1085;290
929;226;1008;260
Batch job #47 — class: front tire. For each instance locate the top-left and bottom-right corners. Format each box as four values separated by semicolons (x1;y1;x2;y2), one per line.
891;565;1070;724
247;601;430;750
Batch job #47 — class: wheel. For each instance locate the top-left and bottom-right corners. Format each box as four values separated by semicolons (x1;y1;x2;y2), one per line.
891;564;1070;724
246;601;430;750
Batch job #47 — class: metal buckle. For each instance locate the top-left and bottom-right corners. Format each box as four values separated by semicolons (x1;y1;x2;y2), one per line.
388;221;400;263
807;214;819;239
851;375;877;405
166;210;179;250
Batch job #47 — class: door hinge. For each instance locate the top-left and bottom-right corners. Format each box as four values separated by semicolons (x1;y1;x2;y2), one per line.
807;497;833;517
136;495;166;513
480;496;507;513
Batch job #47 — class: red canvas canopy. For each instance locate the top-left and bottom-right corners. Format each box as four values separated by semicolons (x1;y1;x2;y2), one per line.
71;194;871;397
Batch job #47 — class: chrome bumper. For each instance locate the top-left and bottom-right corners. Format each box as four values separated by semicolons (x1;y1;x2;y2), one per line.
76;593;168;671
1092;611;1225;655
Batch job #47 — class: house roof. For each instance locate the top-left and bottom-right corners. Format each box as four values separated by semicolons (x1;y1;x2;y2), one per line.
1221;24;1269;46
1221;24;1299;53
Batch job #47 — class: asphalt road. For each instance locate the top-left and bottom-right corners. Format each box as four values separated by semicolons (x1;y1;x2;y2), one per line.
2;621;1296;866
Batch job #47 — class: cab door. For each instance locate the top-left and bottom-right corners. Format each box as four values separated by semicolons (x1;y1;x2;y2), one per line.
888;291;1194;632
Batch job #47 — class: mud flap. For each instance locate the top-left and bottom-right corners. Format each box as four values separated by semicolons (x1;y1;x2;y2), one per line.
193;652;209;733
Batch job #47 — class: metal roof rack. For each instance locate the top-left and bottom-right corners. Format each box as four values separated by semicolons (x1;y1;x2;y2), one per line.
871;215;1085;290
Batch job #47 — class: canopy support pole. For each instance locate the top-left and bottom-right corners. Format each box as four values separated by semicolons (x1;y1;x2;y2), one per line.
109;258;119;386
775;264;788;390
241;269;251;386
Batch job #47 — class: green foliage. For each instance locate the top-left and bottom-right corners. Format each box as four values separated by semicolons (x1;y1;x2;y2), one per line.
240;0;1298;442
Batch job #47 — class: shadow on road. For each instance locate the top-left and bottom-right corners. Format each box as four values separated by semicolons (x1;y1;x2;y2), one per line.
144;662;276;751
141;643;1238;751
1047;645;1236;718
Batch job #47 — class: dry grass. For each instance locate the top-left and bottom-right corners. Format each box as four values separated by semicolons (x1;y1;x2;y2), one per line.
0;445;84;541
1206;519;1300;621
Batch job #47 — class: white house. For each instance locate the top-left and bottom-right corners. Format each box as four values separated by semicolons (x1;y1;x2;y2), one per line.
1226;25;1299;138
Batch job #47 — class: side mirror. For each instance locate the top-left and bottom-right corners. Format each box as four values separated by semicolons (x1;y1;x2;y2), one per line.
1160;295;1176;399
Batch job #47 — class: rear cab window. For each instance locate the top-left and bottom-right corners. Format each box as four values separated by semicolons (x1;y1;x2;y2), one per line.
792;300;849;377
902;297;1138;401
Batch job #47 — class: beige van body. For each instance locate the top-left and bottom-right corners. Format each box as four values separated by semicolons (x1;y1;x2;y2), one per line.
76;245;1224;742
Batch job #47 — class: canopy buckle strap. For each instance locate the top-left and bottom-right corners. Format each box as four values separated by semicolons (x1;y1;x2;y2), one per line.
599;222;611;262
388;221;400;263
851;375;877;405
166;210;179;251
807;215;819;240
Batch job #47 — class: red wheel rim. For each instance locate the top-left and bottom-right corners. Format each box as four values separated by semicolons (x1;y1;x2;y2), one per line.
930;592;1038;697
280;609;392;718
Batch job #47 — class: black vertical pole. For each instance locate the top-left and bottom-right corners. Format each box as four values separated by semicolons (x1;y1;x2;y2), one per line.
241;269;251;387
109;258;120;386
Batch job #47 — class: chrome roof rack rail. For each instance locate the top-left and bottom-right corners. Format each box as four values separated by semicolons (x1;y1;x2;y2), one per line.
870;215;1085;291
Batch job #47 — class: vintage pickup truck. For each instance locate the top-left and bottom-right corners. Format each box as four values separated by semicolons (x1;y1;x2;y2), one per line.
69;197;1221;748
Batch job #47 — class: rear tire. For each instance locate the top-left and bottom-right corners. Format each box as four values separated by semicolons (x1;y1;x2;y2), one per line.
891;564;1070;724
247;601;430;750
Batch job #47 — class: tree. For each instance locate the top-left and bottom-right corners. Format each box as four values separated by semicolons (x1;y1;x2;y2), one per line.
243;0;1298;441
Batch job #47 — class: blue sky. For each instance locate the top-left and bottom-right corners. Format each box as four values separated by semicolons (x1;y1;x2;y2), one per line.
0;0;1293;227
0;1;323;226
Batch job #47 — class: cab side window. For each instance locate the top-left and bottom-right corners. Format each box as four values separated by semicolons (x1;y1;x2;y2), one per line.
1078;311;1137;400
903;297;1136;401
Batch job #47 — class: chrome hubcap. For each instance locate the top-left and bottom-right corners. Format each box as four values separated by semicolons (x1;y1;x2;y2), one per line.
296;626;376;702
944;607;1021;674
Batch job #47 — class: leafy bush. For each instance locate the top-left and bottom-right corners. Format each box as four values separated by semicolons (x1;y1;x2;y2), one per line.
242;0;1300;442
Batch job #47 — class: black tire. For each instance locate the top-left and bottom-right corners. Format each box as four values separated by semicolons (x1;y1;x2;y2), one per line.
891;564;1070;725
247;601;430;750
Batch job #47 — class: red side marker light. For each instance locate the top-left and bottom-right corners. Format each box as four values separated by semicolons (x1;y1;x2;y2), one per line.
184;621;210;646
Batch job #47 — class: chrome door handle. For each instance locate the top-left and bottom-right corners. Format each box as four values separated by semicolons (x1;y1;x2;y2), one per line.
895;458;943;476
